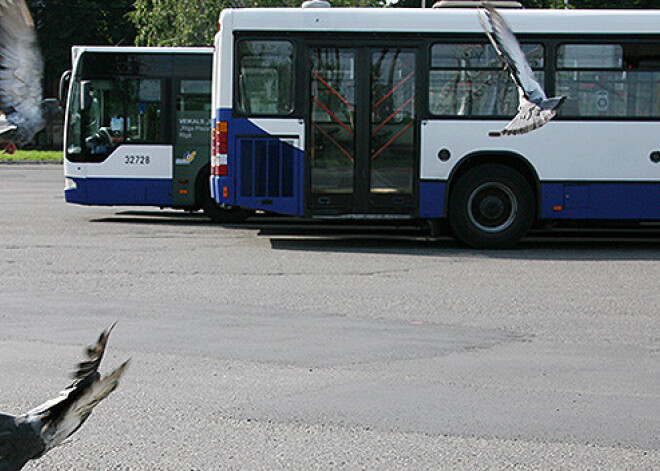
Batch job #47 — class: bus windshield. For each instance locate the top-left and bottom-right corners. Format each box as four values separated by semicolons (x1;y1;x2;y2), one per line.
67;77;163;162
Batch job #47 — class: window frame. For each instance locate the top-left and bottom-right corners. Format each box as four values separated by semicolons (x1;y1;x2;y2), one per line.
233;36;297;118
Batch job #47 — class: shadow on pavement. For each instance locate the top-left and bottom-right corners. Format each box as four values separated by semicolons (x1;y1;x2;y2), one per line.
92;210;660;261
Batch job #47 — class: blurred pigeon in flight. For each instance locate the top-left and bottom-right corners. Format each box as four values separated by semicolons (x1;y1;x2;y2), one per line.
0;0;61;154
479;4;565;136
0;324;129;471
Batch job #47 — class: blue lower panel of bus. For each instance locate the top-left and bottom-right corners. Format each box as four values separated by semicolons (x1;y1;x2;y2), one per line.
419;181;446;218
235;137;300;215
213;108;303;216
541;182;660;219
65;177;172;206
417;181;660;220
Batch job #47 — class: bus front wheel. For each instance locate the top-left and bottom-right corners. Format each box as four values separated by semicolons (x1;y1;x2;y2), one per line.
448;164;535;249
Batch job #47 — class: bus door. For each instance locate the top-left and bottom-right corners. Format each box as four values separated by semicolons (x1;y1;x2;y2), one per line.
307;46;418;216
173;78;212;208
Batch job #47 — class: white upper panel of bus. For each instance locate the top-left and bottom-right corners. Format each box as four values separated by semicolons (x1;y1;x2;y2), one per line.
220;7;660;35
72;46;213;54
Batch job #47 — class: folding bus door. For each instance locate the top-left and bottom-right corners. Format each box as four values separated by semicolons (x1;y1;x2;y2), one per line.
307;46;418;216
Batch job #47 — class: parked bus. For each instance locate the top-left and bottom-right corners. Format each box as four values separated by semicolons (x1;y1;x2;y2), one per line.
210;4;660;248
62;46;238;221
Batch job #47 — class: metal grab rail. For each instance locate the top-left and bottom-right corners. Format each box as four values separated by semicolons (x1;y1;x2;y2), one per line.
312;122;354;162
371;121;413;161
313;71;355;110
372;70;414;111
372;96;414;135
313;97;354;136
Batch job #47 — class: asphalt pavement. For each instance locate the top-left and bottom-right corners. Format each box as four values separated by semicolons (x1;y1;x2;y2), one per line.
0;165;658;470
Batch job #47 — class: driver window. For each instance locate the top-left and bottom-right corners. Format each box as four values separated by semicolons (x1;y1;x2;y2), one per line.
83;78;163;161
84;80;123;160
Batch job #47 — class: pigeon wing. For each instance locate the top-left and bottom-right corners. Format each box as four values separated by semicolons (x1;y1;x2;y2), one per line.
27;323;117;422
500;90;558;136
73;322;116;381
0;0;43;116
482;5;547;104
42;360;129;451
25;324;127;452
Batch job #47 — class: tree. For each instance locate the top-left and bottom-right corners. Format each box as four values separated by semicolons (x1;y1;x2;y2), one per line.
130;0;229;47
130;0;384;47
29;0;136;97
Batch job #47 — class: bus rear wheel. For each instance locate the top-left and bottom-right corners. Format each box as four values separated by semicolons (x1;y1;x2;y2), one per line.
197;168;253;223
448;164;535;249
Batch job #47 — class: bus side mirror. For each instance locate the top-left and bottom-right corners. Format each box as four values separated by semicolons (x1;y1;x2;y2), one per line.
59;70;71;104
80;80;93;111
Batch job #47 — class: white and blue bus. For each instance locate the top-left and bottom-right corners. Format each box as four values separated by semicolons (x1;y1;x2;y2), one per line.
62;46;240;221
210;4;660;248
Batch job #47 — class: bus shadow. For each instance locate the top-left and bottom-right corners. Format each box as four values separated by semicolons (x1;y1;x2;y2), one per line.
266;227;660;261
93;210;660;261
269;236;660;261
90;210;218;226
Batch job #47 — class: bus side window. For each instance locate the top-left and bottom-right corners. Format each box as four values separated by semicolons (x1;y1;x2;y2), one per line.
177;80;211;146
555;43;660;119
428;42;543;118
235;40;295;116
124;79;163;142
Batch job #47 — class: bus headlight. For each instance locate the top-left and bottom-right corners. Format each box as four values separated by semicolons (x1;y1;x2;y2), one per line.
64;178;77;191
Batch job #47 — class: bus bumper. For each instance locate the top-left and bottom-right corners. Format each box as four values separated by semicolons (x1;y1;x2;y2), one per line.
211;175;234;205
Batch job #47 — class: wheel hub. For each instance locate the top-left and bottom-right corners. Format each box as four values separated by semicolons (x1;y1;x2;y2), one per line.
468;182;518;233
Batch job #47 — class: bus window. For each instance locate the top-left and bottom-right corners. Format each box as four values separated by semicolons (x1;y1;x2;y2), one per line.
178;80;212;113
236;40;294;116
556;43;660;118
557;44;623;69
177;79;211;145
66;77;83;157
428;42;544;118
124;79;163;142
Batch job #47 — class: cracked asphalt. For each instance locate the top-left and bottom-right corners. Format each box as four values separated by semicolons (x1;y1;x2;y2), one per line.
0;165;659;470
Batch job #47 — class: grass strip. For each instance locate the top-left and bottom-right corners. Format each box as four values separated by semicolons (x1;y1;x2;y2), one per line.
0;150;62;163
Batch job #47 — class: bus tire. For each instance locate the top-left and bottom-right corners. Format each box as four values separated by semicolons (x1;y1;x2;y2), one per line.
197;168;253;223
448;164;535;249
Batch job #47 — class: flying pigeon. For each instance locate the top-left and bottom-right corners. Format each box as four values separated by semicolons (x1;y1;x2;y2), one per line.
0;0;61;154
0;324;129;471
479;4;565;136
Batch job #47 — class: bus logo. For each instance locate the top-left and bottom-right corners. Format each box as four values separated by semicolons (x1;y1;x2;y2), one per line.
176;150;196;165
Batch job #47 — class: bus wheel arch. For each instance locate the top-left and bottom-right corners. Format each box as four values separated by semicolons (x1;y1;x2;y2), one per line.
446;154;539;249
195;165;253;223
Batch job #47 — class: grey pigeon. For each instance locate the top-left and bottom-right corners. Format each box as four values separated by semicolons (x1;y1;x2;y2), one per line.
0;324;129;471
0;0;60;154
479;4;565;136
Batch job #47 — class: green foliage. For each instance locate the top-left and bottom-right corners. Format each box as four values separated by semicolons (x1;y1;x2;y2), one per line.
130;0;384;47
29;1;136;96
130;0;230;47
0;150;62;163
